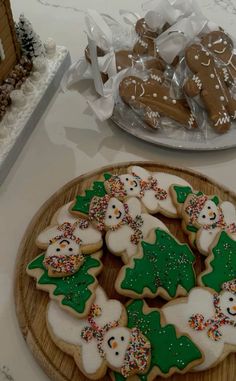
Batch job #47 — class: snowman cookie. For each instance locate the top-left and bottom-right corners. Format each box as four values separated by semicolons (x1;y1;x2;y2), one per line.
181;193;236;255
104;165;192;218
88;195;169;263
36;201;103;277
162;280;236;371
201;31;236;84
119;70;197;129
47;287;151;379
184;43;236;133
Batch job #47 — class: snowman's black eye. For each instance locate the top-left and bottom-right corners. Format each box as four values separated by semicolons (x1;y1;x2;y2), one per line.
112;205;116;209
208;206;211;210
202;215;206;219
130;188;133;191
121;336;124;341
229;297;234;302
126;178;129;181
56;248;60;252
69;248;73;252
115;352;119;356
109;215;112;219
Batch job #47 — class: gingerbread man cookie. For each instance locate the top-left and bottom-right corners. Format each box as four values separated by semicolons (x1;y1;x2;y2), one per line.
88;195;169;263
36;201;103;277
47;286;151;379
115;50;166;73
133;18;160;57
163;280;236;371
119;69;197;129
184;43;236;133
201;31;236;84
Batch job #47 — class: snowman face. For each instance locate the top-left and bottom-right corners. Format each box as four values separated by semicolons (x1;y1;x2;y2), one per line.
46;238;80;258
119;175;141;197
220;291;236;321
197;200;219;226
104;198;126;228
102;327;130;368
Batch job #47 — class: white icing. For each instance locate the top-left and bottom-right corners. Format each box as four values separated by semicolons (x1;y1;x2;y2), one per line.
201;59;211;67
105;198;126;228
102;327;130;368
38;202;102;247
214;46;227;54
192;75;202;90
162;288;236;371
215;114;230;126
45;238;81;259
197;226;221;254
105;196;169;259
188;113;195;128
47;287;124;374
119;174;141;198
221;201;236;225
197;200;220;226
130;166;192;216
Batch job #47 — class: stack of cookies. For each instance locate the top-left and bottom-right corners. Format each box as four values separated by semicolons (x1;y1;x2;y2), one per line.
27;165;236;380
85;15;236;134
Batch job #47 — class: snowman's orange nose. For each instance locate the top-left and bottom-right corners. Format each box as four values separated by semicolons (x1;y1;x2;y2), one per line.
114;208;119;216
112;341;118;349
60;243;66;248
208;211;214;217
232;306;236;312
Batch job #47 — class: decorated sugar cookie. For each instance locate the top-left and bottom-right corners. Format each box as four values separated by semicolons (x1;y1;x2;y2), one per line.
163;280;236;371
105;165;192;217
201;31;236;83
36;202;103;277
115;228;196;300
184;43;236;133
199;231;236;292
27;251;103;318
111;299;203;381
88;195;169;263
47;287;151;379
171;185;236;255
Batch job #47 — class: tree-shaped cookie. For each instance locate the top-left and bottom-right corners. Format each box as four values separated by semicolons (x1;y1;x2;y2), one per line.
111;299;203;381
199;231;236;292
182;193;236;255
47;287;151;379
201;30;236;83
184;43;236;133
71;175;111;216
26;251;102;318
105;165;192;218
115;228;196;300
119;69;197;129
36;201;103;277
88;195;169;263
163;280;236;371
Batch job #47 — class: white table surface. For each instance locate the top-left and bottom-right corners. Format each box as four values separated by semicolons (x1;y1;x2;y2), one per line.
1;0;236;380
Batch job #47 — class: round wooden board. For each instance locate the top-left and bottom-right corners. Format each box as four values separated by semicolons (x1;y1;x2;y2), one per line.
15;161;236;381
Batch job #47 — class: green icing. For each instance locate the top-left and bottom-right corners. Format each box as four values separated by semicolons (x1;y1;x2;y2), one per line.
201;231;236;292
212;195;220;206
72;177;110;215
120;229;196;298
113;300;202;380
187;225;198;233
28;254;101;314
103;173;112;180
173;185;193;204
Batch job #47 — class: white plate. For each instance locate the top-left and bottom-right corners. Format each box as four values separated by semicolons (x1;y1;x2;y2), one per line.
112;104;236;151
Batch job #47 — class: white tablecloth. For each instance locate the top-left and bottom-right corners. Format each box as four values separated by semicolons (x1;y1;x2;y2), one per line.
1;0;236;380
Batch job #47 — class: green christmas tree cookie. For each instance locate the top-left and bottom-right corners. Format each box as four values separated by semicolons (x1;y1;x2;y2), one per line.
111;299;203;381
200;231;236;292
26;251;103;317
71;173;111;215
115;228;196;300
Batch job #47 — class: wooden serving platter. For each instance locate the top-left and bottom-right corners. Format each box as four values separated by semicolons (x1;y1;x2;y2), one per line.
14;161;236;381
